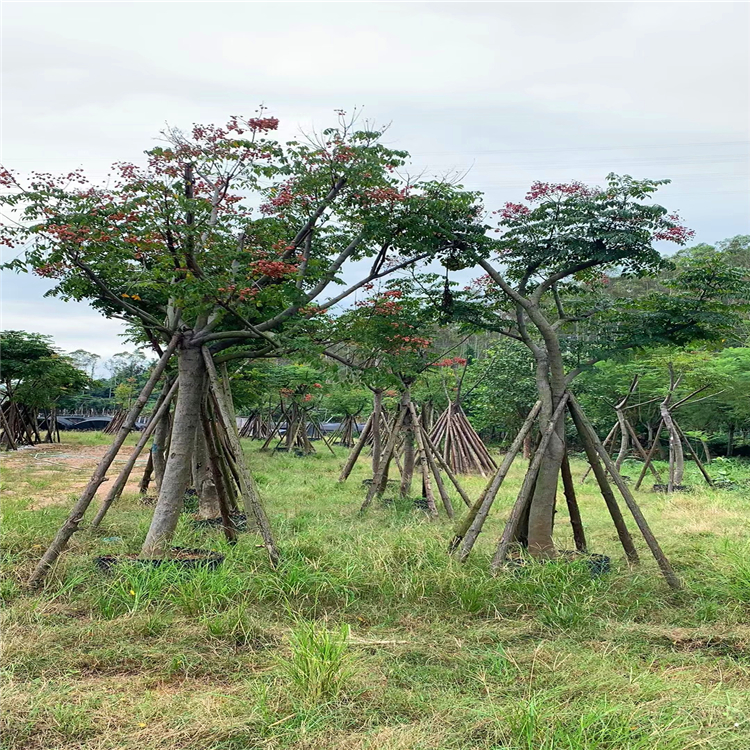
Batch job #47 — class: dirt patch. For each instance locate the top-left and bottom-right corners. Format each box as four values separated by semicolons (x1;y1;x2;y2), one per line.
1;441;149;509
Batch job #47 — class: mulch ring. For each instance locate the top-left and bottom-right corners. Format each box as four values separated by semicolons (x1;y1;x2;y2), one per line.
504;549;611;578
95;547;224;573
191;512;250;531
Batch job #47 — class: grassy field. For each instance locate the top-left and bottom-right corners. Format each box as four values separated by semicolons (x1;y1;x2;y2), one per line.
1;433;749;750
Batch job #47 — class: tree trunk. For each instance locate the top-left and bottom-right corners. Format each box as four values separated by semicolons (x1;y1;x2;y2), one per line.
526;394;565;559
141;344;205;557
194;424;222;520
28;334;179;586
660;404;684;489
399;392;415;498
614;409;630;472
727;424;735;457
372;390;383;475
151;407;171;495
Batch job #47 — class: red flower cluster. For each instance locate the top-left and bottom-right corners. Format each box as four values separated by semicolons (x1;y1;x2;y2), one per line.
496;202;531;219
362;186;407;204
0;167;16;188
653;215;694;243
389;334;431;349
246;117;279;131
249;260;299;279
525;181;596;202
33;261;67;278
303;393;313;402
356;289;405;315
260;185;295;214
436;356;468;367
312;383;323;388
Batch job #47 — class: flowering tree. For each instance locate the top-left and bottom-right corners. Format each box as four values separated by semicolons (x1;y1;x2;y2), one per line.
3;111;484;573
457;175;698;559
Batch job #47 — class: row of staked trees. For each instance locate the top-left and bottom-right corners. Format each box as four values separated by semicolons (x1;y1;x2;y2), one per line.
1;109;748;583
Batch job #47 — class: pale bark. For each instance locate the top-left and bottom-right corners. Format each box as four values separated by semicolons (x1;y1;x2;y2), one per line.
399;392;415;498
371;390;383;475
194;425;222;519
141;344;205;557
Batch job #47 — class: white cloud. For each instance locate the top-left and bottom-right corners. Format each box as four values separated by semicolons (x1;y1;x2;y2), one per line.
2;1;748;353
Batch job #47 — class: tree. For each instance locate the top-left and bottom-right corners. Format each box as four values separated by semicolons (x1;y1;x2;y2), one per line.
68;349;101;379
0;331;91;447
3;111;483;571
454;174;747;559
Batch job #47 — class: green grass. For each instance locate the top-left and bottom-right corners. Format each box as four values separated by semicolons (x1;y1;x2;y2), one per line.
1;435;749;749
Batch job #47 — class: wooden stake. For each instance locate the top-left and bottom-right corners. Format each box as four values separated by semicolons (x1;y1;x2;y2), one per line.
201;404;238;545
560;452;586;553
569;395;682;590
409;402;441;518
28;334;179;587
339;413;372;481
634;418;665;490
451;401;542;559
202;348;279;566
673;421;714;487
568;399;640;564
361;406;407;511
91;379;179;527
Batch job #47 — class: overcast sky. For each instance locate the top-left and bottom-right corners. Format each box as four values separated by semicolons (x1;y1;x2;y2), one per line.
2;1;748;361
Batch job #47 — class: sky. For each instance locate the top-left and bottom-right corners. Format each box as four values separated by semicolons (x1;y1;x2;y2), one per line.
2;1;749;362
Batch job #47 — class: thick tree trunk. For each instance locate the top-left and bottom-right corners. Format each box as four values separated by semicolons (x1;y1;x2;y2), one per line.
141;345;205;557
28;335;179;586
526;350;566;560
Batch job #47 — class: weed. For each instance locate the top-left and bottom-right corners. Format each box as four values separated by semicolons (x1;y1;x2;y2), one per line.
277;620;353;706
